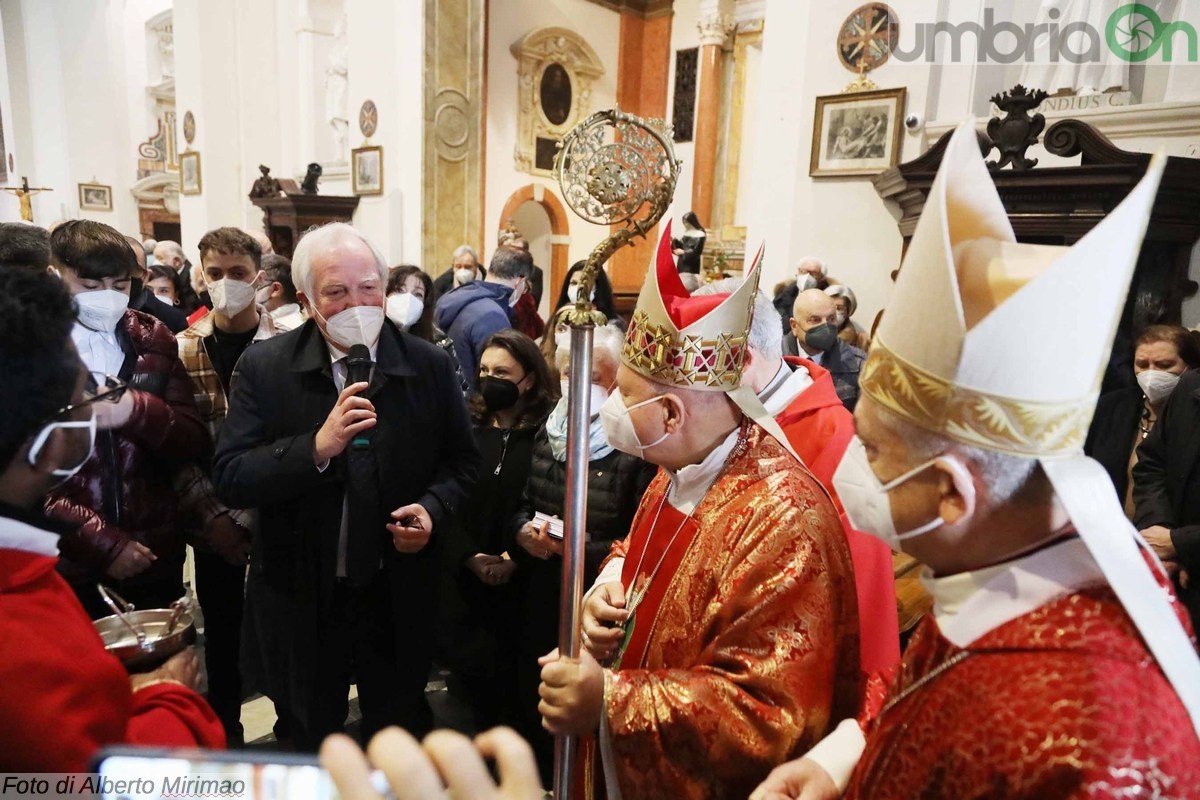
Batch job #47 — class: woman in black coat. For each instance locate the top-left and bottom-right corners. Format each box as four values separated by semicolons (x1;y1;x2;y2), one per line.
508;324;656;783
1085;325;1200;516
440;330;557;730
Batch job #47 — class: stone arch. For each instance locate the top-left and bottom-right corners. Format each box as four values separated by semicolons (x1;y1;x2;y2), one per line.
499;183;571;304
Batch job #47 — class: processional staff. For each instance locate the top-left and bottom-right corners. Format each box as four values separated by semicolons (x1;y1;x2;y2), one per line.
551;109;680;798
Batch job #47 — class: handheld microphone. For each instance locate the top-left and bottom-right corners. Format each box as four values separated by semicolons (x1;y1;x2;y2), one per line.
346;344;373;450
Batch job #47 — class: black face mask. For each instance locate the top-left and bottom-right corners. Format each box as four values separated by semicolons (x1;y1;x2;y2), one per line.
480;375;522;412
803;323;838;353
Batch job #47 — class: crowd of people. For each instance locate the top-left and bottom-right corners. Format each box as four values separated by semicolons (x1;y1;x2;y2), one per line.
1;118;1198;799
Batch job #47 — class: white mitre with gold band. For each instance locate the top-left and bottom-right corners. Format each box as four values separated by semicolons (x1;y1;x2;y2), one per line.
865;118;1200;733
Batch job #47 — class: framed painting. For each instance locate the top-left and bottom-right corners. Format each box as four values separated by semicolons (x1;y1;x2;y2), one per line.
78;182;113;211
810;87;906;177
352;145;384;196
180;151;203;195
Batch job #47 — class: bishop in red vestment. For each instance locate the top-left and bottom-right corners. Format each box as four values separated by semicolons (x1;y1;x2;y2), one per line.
752;121;1200;800
693;279;899;679
538;234;861;799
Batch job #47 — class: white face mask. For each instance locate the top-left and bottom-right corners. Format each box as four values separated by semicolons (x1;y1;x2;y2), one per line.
75;289;129;332
1137;369;1181;406
508;278;526;307
454;267;477;286
832;436;945;552
567;285;596;304
315;303;386;351
560;379;611;416
599;391;671;457
386;293;424;329
27;413;97;482
835;311;847;327
207;277;259;317
255;283;275;306
797;274;819;292
151;292;175;307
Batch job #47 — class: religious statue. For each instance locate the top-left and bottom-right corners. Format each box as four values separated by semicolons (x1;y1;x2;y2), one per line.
156;24;175;79
1;177;52;223
249;165;283;199
671;210;706;275
301;163;323;195
324;15;349;162
1019;0;1129;96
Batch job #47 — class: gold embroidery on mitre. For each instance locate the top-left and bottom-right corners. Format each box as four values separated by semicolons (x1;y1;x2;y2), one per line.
622;309;748;391
860;340;1095;458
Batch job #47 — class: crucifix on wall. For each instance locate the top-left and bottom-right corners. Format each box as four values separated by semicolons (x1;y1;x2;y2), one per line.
2;177;53;222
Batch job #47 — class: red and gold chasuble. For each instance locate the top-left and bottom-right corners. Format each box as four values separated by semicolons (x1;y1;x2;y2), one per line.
846;580;1200;798
585;425;862;800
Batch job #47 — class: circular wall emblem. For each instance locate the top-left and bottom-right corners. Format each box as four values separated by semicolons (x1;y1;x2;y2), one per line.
838;3;899;73
359;100;378;138
183;111;196;144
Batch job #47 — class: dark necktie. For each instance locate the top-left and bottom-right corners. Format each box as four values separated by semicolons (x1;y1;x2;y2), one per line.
341;358;382;585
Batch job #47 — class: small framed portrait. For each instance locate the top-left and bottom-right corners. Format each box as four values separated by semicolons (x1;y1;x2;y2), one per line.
810;87;906;177
78;182;113;212
352;145;384;196
180;151;203;195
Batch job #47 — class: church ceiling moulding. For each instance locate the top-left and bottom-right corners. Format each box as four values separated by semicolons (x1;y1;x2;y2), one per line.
579;0;673;18
511;27;606;176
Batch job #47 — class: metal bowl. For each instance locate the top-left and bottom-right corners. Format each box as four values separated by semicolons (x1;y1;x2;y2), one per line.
93;586;197;673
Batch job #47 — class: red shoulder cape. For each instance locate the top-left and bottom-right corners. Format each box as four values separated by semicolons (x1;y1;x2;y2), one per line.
779;357;899;677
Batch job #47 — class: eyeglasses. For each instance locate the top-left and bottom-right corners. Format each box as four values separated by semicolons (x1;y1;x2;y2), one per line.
52;372;128;420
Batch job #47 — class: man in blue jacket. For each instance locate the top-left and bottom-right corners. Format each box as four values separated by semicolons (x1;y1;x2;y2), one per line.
435;246;532;391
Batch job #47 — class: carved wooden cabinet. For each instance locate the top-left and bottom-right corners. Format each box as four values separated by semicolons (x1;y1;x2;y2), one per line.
251;194;361;259
875;113;1200;393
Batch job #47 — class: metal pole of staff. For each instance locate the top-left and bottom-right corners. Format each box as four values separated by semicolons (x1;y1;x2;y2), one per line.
553;323;594;799
551;108;680;798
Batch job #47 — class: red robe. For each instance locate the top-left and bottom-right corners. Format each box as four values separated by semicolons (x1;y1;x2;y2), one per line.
847;578;1200;798
595;424;861;799
778;357;899;677
0;546;225;771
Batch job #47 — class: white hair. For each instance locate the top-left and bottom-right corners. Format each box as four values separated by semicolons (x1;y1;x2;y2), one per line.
292;222;388;298
875;404;1040;505
693;277;782;360
556;323;624;375
825;283;858;316
451;244;479;264
797;256;828;277
154;240;185;261
678;273;702;292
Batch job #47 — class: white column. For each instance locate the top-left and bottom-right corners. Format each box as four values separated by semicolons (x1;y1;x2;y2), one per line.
174;0;242;256
342;0;423;265
742;0;811;287
4;0;71;225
